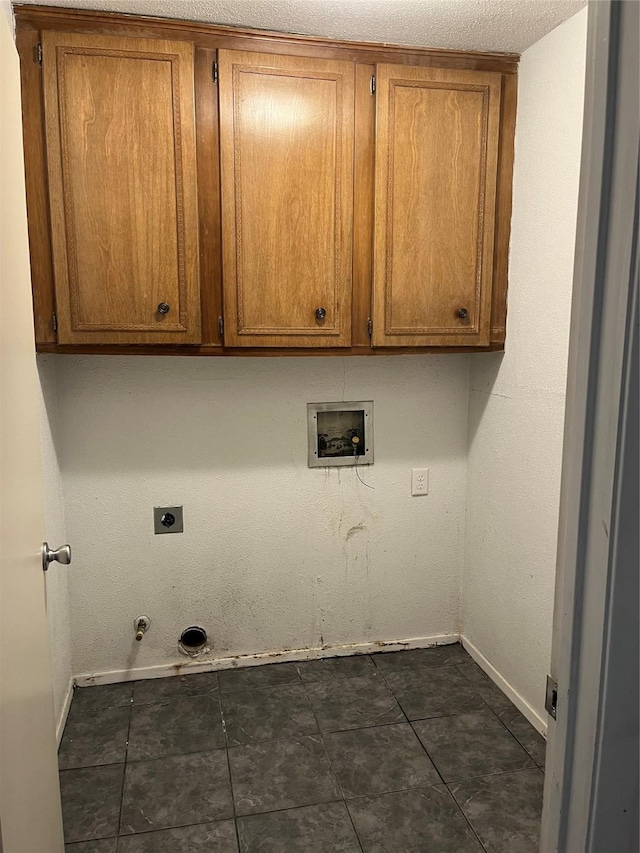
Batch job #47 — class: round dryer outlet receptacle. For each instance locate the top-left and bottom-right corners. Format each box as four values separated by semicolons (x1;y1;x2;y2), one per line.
179;626;208;656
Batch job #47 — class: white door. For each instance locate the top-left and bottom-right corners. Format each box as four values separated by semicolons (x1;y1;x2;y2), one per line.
540;1;639;850
0;8;65;852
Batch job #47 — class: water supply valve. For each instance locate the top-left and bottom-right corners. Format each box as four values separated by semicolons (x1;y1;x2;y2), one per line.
134;616;151;641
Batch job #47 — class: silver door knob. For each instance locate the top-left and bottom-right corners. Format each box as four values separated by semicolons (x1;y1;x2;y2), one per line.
315;307;326;321
42;542;72;572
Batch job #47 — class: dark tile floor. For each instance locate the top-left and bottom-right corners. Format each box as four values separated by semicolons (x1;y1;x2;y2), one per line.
60;643;546;852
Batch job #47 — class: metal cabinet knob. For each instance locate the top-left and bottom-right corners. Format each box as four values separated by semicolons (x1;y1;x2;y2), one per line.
42;542;72;572
315;307;327;321
157;302;170;315
457;307;469;319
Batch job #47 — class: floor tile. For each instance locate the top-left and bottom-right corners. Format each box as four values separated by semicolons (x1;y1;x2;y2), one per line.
120;750;233;834
133;672;219;704
228;735;341;816
117;820;238;852
498;707;547;768
450;768;544;853
305;675;404;731
324;723;440;798
237;802;360;852
71;683;133;712
440;643;474;664
347;785;483;853
219;662;301;693
65;839;117;853
222;684;318;745
59;706;130;770
384;666;485;720
371;647;452;672
413;709;535;782
297;655;375;682
60;763;124;843
456;662;514;710
127;696;224;760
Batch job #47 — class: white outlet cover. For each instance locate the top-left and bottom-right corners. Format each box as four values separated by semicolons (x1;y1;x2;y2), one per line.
411;468;429;496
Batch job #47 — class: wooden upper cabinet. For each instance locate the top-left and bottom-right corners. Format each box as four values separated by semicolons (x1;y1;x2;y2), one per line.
218;50;355;347
42;32;200;344
372;64;502;347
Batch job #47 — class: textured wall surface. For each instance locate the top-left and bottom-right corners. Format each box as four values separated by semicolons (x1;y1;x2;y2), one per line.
462;8;588;722
17;0;585;53
52;355;470;677
37;357;72;732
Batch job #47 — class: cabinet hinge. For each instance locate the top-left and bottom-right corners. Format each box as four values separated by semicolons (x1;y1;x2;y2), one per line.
212;61;218;83
367;318;373;338
35;42;43;66
370;75;376;95
52;312;58;334
217;315;224;339
545;674;558;720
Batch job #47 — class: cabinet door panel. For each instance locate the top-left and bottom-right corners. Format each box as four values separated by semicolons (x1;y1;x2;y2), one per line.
373;65;501;347
219;50;354;347
43;32;200;344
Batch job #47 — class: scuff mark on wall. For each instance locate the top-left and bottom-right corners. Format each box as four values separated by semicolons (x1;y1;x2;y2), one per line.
345;523;366;541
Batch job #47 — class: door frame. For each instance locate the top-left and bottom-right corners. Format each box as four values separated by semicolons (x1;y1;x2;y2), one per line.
540;1;639;850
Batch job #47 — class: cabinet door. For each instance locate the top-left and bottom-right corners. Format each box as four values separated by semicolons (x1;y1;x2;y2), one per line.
42;32;200;344
373;65;501;347
219;50;354;347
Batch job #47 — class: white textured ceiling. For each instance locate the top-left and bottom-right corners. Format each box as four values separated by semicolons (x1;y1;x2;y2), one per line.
15;0;586;54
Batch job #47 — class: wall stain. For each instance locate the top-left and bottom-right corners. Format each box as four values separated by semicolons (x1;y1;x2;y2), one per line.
345;523;366;541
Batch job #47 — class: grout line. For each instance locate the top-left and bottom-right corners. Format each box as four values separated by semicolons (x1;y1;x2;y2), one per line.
370;658;490;851
219;686;243;852
115;695;133;837
443;765;544;852
233;798;347;822
445;764;544;787
440;784;489;851
484;702;547;770
300;675;365;853
113;818;224;839
375;666;449;788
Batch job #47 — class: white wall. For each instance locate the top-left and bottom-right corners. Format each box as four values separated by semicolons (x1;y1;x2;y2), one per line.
53;355;470;678
1;0;72;738
462;8;588;725
37;357;73;734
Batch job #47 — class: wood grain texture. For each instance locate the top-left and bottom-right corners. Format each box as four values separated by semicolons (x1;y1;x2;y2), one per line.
195;47;223;346
18;9;516;354
16;28;57;343
36;342;505;356
14;6;519;74
219;49;354;346
42;31;200;344
352;64;376;347
373;63;502;347
490;72;517;344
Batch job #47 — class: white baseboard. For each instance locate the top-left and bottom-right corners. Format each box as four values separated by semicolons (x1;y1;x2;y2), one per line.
460;634;548;737
74;633;460;686
56;678;74;745
73;632;547;738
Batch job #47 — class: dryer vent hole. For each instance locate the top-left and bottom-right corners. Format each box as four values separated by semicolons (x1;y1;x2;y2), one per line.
179;626;207;653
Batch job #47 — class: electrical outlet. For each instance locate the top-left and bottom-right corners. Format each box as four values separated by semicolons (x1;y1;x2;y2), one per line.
411;468;429;496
